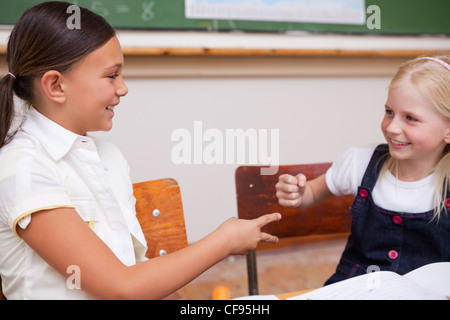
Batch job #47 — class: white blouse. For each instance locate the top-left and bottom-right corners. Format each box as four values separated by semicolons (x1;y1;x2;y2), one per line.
0;107;147;299
326;145;435;214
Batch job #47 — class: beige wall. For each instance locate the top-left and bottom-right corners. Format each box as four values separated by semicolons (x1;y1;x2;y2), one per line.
92;75;388;242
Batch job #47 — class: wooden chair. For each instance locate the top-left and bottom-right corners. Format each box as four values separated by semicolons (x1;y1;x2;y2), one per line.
133;178;188;259
0;178;187;300
235;164;354;295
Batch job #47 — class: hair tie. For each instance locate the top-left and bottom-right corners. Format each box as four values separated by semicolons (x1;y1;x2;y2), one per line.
7;72;16;79
420;57;450;71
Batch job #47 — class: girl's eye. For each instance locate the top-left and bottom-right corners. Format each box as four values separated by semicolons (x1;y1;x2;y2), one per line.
385;109;393;116
406;115;418;121
108;73;119;79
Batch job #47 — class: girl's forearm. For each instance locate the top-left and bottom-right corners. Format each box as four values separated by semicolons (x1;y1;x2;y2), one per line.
116;228;230;300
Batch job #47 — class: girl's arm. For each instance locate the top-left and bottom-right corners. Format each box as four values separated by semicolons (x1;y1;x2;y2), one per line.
275;173;333;209
18;207;280;300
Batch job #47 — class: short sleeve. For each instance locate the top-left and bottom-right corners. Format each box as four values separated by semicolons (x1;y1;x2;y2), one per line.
0;146;73;237
325;146;374;196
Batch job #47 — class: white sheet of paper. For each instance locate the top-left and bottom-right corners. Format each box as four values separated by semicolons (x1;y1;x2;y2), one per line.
289;263;450;300
403;262;450;298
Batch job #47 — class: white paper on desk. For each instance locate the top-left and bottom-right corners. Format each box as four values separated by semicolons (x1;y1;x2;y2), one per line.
403;262;450;298
288;262;450;300
234;294;280;300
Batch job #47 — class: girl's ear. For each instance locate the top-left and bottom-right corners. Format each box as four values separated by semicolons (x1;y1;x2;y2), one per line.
40;70;66;104
445;128;450;144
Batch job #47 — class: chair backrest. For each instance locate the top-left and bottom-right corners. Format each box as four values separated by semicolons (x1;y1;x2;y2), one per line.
133;178;188;259
235;163;354;295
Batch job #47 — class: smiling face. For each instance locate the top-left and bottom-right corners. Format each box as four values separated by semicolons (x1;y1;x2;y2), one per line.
57;36;128;135
381;79;450;178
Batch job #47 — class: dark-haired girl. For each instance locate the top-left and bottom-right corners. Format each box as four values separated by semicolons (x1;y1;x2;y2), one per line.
0;2;280;299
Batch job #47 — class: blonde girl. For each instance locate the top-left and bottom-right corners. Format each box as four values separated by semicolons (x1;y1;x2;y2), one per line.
276;54;450;285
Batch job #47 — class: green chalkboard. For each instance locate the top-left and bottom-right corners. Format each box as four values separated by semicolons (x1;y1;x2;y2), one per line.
0;0;448;35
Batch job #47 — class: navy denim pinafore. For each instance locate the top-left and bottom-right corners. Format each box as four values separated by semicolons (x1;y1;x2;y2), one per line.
325;144;450;285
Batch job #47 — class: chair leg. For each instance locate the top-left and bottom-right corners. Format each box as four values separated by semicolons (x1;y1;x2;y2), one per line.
246;249;259;295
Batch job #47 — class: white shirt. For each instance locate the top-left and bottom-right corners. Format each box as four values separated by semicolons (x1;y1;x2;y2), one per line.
326;146;435;214
0;107;147;300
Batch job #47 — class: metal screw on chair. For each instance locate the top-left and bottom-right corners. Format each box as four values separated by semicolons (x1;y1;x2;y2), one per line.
152;209;160;217
159;249;167;256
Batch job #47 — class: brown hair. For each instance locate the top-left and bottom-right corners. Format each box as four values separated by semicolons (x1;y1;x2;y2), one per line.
0;1;115;148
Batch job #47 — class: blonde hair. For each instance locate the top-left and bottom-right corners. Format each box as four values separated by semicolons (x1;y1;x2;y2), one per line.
383;54;450;220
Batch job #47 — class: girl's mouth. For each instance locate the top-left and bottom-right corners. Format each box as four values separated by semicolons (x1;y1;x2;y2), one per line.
390;138;411;148
106;105;116;117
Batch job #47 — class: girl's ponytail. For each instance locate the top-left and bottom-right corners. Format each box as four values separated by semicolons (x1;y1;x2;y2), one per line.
0;73;16;149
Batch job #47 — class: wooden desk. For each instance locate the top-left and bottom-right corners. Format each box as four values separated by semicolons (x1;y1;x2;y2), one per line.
276;289;314;300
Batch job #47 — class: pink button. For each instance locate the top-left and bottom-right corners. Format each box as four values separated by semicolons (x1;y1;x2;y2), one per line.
388;250;398;259
392;215;402;224
359;189;369;198
445;198;450;208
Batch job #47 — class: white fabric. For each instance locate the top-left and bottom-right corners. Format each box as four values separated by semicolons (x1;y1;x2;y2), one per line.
325;146;435;213
0;107;147;299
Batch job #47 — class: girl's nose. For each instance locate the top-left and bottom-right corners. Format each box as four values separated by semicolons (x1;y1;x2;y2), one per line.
117;78;128;97
386;117;402;135
117;86;128;97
